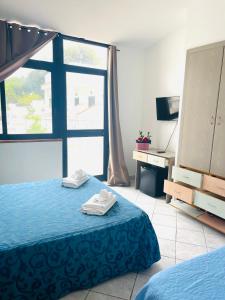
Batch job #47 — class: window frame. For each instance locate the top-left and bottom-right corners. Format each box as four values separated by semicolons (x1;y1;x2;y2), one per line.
0;52;57;139
0;34;109;180
60;35;109;180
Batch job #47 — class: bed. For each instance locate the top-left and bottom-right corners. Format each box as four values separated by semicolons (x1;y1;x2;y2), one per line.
0;177;160;300
136;246;225;300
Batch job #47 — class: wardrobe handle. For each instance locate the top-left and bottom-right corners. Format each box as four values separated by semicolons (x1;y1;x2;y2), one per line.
217;116;222;126
210;115;215;125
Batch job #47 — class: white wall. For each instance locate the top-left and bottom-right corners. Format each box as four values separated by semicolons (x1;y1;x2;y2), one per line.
140;0;225;156
142;28;187;152
187;0;225;48
117;45;145;175
0;141;62;184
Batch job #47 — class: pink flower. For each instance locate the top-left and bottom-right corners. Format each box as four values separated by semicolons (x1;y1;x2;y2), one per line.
143;137;149;143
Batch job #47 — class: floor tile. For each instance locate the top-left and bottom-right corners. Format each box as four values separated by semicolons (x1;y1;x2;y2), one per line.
131;256;175;299
203;225;225;249
207;247;217;253
204;232;225;249
138;256;175;278
154;201;177;216
203;225;225;236
138;191;157;205
130;275;147;300
60;289;89;300
135;203;155;216
147;212;153;220
158;238;176;258
135;192;156;214
112;187;139;203
87;291;122;300
176;259;184;264
176;228;206;246
153;224;176;240
110;181;139;204
91;273;136;299
152;214;176;228
203;226;225;248
176;241;207;260
177;212;203;232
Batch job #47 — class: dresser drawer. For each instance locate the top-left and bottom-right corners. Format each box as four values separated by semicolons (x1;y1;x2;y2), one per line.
194;191;225;220
148;155;168;168
203;175;225;197
164;180;194;204
133;151;148;163
172;166;203;188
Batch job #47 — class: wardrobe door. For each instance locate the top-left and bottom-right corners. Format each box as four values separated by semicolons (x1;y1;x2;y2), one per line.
210;50;225;178
179;46;223;172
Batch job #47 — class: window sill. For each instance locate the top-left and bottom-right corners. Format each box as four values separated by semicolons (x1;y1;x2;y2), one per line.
0;138;62;143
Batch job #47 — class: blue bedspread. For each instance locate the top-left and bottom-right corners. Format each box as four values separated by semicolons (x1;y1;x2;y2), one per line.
136;246;225;300
0;177;160;300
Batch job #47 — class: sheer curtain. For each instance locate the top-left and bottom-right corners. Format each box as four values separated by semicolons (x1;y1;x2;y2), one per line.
0;20;57;82
107;46;130;186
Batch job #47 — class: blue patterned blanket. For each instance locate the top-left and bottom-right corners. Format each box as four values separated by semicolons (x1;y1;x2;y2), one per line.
136;246;225;300
0;177;160;300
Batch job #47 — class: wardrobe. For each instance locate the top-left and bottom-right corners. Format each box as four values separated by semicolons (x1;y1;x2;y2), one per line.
164;41;225;233
179;42;225;177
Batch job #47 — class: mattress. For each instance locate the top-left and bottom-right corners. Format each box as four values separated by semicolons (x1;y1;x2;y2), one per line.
136;246;225;300
0;177;160;300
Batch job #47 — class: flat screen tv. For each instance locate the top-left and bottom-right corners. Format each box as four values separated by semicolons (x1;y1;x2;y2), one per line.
156;96;180;121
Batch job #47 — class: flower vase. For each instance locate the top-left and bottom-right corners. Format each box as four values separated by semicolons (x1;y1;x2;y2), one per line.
136;143;149;151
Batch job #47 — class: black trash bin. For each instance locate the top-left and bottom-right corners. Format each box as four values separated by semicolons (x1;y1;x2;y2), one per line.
139;165;168;197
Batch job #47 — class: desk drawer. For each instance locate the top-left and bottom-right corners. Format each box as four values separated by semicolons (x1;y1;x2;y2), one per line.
148;155;168;168
164;180;194;204
133;151;148;163
203;175;225;197
194;191;225;220
172;166;203;188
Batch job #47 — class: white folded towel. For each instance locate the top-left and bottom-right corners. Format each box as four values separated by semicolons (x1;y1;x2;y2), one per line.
62;169;89;189
71;169;87;181
81;189;116;215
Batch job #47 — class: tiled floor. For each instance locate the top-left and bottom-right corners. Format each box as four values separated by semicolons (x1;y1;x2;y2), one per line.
61;182;225;300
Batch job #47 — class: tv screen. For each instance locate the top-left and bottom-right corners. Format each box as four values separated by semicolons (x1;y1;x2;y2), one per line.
156;96;180;121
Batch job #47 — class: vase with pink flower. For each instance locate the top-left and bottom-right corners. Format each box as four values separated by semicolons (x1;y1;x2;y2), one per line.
136;131;152;151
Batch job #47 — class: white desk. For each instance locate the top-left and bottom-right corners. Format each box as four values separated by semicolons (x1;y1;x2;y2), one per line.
133;148;175;202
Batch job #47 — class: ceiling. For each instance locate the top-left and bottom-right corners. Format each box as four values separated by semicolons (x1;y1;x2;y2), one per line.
0;0;187;48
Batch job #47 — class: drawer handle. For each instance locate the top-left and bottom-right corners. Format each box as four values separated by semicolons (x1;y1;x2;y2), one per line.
183;175;190;179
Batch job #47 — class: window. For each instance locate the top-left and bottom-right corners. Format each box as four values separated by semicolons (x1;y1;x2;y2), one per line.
63;40;107;69
5;68;52;134
0;35;109;180
66;72;104;130
64;38;108;179
31;41;53;62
